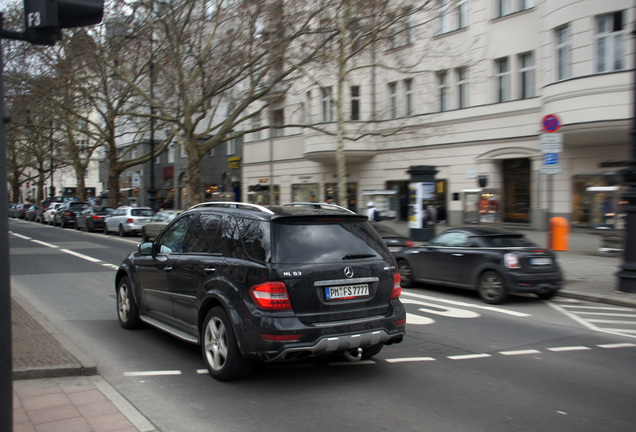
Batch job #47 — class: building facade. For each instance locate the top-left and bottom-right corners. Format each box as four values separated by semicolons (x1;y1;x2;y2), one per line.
241;0;633;230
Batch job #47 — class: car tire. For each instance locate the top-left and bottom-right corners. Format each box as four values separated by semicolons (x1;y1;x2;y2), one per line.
201;307;253;381
104;224;109;234
397;259;416;288
117;277;142;329
477;270;509;304
536;291;557;300
361;344;384;359
142;229;148;242
119;225;127;237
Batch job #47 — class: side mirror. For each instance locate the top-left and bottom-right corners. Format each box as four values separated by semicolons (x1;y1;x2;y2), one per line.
138;242;154;256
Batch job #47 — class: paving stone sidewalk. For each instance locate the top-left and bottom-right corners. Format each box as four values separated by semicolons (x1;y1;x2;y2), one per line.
11;295;156;432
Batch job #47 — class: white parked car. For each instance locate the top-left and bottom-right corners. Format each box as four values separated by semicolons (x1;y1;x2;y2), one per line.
104;206;154;236
42;202;64;225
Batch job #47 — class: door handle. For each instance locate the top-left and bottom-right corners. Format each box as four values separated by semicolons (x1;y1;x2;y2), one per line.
451;253;464;257
204;267;216;274
163;265;173;272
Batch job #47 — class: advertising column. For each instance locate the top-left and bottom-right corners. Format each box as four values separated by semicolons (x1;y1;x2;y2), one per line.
407;165;438;241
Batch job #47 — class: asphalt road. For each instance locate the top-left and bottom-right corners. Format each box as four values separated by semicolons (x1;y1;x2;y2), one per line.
9;218;636;432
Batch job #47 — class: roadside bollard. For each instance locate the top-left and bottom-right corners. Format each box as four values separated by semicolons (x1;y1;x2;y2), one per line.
550;217;569;251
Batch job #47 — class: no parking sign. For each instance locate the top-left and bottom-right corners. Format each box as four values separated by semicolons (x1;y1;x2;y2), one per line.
542;114;561;133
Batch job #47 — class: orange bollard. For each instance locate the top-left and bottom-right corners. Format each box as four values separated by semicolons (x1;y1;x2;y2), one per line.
550;217;570;251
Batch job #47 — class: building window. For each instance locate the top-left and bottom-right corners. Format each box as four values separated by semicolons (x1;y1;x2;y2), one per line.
252;112;261;141
596;11;625;73
404;79;414;116
351;86;360;121
390;10;413;49
439;0;467;34
306;91;312;122
495;57;510;102
497;0;512;17
272;109;284;138
457;67;468;109
438;71;449;112
209;147;215;157
520;0;534;11
519;52;534;99
167;143;175;163
388;82;398;119
227;139;235;155
556;25;571;81
321;87;332;122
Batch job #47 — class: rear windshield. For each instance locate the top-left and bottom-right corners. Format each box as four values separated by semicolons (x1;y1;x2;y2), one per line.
484;235;537;247
132;209;154;217
272;218;391;264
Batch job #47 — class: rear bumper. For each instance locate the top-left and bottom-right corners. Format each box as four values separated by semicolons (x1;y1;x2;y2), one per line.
504;271;563;294
240;300;406;362
268;329;404;362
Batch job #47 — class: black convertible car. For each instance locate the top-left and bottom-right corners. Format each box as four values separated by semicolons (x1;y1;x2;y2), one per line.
394;226;563;304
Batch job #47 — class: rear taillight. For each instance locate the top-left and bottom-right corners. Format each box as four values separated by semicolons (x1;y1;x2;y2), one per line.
504;253;521;269
125;218;134;224
65;211;72;216
391;273;402;299
92;215;103;220
250;282;292;310
260;333;301;342
404;240;414;247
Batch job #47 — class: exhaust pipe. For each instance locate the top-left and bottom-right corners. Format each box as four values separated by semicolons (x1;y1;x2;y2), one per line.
343;347;363;362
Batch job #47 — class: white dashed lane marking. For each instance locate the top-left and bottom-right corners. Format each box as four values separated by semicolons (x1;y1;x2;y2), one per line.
123;343;636;378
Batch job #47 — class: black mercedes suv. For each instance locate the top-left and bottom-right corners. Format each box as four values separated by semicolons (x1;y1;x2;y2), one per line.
115;202;406;381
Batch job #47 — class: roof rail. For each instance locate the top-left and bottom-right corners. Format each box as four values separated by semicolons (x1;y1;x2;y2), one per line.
188;201;275;214
281;202;355;214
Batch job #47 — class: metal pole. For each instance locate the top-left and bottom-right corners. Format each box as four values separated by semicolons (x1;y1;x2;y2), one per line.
617;13;636;292
269;107;274;204
147;30;156;210
49;120;54;200
0;13;14;432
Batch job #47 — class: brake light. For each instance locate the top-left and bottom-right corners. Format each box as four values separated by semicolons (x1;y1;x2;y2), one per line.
92;215;103;220
65;211;72;216
125;218;134;224
395;318;407;326
250;282;292;310
504;253;520;269
391;273;402;298
404;240;414;247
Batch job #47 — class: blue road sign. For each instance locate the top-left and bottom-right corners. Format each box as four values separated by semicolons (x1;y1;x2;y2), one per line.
544;153;559;165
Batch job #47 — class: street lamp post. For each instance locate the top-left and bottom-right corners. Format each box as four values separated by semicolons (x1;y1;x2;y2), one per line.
147;47;157;210
617;19;636;293
49;120;54;200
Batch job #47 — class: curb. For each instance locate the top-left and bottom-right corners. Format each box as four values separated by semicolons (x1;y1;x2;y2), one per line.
558;289;636;309
12;293;98;380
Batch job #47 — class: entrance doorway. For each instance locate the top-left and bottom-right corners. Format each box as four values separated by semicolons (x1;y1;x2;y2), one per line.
502;158;531;223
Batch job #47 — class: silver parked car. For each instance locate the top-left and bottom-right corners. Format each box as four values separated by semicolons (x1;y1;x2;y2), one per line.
141;209;183;241
104;206;154;237
42;202;64;225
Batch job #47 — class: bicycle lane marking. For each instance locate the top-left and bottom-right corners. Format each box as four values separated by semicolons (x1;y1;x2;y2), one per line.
401;290;531;320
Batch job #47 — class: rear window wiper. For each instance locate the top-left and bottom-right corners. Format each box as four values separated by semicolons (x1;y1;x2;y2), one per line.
342;253;376;260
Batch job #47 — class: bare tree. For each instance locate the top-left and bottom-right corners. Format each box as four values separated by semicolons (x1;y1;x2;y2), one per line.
111;0;331;205
292;0;434;206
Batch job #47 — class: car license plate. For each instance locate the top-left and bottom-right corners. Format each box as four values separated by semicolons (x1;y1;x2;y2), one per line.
530;257;552;265
325;284;369;301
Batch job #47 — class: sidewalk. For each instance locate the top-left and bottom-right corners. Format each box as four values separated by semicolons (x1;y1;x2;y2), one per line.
12;294;157;432
10;225;636;431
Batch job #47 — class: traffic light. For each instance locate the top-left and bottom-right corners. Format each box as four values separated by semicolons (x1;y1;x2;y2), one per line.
24;0;104;46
